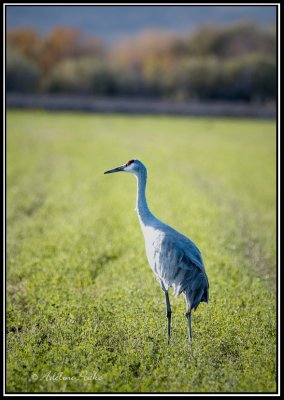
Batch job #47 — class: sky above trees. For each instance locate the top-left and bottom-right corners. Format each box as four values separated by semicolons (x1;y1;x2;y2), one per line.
6;5;276;43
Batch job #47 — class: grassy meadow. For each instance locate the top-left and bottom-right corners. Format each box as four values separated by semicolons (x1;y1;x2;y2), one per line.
6;110;277;393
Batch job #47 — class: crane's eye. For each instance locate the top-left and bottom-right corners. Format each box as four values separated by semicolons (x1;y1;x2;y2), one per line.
126;159;135;166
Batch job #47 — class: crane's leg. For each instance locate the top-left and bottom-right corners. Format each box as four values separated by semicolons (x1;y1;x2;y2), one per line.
185;292;192;341
164;291;172;344
186;310;192;341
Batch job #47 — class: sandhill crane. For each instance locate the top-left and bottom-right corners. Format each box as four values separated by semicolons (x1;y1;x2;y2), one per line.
104;159;209;343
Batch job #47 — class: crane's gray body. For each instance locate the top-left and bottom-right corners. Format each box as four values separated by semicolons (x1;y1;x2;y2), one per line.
141;220;208;309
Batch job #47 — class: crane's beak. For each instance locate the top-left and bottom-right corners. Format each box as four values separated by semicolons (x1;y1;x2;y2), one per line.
104;165;125;174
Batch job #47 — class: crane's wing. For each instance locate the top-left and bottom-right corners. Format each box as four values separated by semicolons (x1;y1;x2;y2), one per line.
161;228;207;276
156;230;209;299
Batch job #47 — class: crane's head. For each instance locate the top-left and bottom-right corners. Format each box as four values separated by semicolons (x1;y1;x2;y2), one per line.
104;159;145;176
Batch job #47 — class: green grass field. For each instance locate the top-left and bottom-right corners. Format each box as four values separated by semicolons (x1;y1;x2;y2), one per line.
6;110;277;393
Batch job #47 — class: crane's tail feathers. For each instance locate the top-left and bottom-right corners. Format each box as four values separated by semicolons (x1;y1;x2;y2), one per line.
201;287;209;303
185;286;208;311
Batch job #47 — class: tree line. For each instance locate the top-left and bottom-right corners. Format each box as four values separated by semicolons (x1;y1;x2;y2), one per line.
6;23;276;102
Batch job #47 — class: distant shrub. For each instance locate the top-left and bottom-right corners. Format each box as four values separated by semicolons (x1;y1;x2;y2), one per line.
165;57;224;100
181;22;276;59
114;67;146;96
45;53;276;101
6;46;40;92
248;55;276;100
222;54;276;101
46;57;117;95
7;27;104;77
142;61;169;97
109;30;177;69
7;29;42;63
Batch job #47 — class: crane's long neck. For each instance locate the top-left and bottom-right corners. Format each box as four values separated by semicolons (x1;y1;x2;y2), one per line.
135;168;154;227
